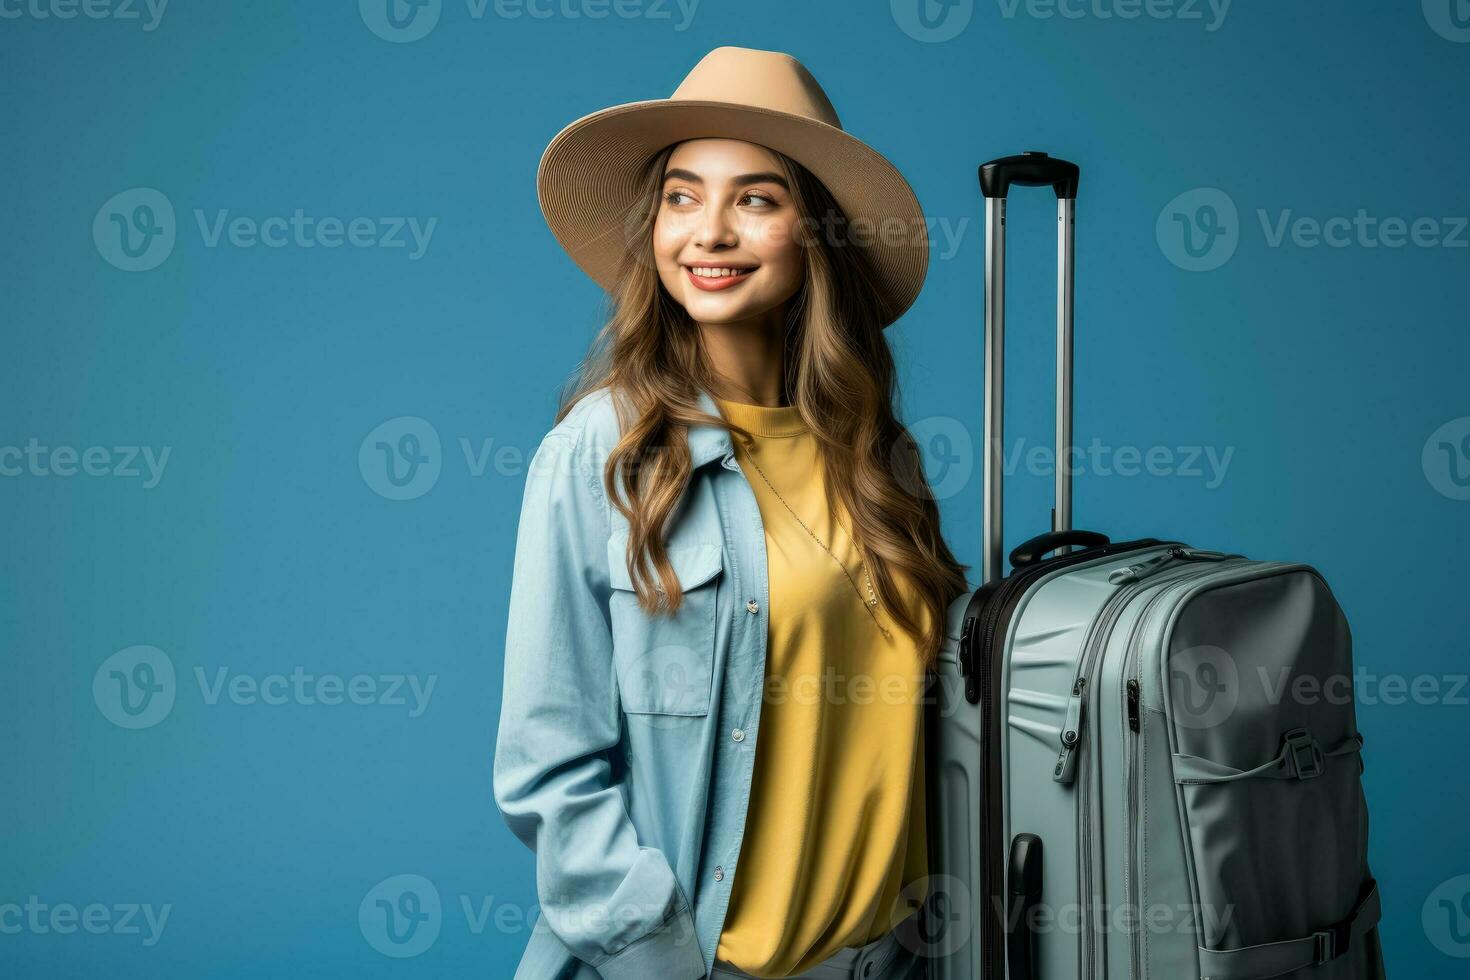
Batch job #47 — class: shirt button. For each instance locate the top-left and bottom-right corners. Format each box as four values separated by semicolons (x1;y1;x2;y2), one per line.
713;866;725;882
731;728;745;742
746;598;760;614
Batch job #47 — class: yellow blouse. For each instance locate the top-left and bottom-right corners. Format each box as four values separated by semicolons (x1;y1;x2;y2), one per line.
713;397;930;977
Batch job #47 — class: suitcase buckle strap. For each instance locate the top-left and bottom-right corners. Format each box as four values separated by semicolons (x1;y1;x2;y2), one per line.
1312;916;1352;964
1282;728;1325;780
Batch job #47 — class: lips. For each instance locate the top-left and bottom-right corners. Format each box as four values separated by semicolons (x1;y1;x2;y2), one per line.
684;264;757;292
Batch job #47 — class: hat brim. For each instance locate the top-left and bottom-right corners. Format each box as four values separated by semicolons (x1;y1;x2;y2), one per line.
536;99;928;328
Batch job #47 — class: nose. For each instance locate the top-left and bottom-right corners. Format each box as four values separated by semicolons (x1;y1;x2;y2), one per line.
693;201;738;250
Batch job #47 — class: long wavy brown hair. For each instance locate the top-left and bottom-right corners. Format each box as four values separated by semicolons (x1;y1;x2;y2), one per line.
554;142;969;668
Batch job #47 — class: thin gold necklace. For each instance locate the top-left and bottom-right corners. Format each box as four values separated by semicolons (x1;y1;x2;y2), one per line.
738;441;893;641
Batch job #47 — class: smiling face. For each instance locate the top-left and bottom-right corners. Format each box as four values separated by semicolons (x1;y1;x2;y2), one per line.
652;138;807;327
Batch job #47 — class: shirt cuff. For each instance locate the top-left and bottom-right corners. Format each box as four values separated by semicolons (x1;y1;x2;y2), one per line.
590;900;706;980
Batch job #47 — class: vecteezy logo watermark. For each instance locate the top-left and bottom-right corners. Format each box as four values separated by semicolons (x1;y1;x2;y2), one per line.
359;0;701;41
93;647;438;729
94;188;438;271
996;0;1233;32
1423;874;1470;958
360;875;442;958
0;0;168;30
1424;0;1470;43
893;416;975;501
93;646;177;730
1423;417;1470;501
893;421;1234;501
1157;188;1239;272
357;875;698;951
0;898;172;946
1168;644;1239;729
615;642;712;722
899;875;973;958
359;0;442;42
0;440;172;487
1159;187;1470;271
891;0;974;42
360;417;443;500
361;418;583;500
93;188;176;272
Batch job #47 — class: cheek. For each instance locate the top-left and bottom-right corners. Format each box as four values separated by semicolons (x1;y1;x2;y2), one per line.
747;213;798;255
754;228;805;294
651;214;686;268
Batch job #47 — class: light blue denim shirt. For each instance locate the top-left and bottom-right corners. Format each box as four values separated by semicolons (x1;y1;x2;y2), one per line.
493;384;779;979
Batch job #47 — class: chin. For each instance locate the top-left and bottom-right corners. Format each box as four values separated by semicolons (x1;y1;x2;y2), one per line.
680;292;778;324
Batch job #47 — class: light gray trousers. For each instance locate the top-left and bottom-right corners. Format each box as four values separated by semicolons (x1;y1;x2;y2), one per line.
708;909;926;980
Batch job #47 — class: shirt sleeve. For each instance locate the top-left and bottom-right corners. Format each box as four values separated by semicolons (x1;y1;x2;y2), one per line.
491;425;707;980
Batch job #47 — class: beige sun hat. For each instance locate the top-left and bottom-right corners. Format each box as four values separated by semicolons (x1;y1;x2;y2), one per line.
536;45;928;328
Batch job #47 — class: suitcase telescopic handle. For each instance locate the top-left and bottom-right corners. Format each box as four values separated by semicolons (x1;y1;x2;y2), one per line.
979;152;1083;585
980;151;1080;200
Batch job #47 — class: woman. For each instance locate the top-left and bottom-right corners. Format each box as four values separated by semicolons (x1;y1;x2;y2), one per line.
494;46;968;980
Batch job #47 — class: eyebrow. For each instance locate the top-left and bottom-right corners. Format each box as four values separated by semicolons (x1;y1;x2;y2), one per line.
662;168;790;191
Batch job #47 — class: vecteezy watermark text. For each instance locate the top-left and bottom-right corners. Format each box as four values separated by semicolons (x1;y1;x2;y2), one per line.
359;415;1237;502
359;0;702;43
358;873;703;957
1159;187;1469;271
0;0;168;30
0;440;171;488
0;898;171;946
996;0;1232;31
94;188;437;272
93;646;438;729
195;666;436;716
892;0;1233;43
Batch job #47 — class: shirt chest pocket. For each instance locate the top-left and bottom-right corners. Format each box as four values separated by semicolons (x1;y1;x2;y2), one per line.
606;538;724;716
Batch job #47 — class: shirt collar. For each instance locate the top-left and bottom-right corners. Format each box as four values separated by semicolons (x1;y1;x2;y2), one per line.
687;386;734;469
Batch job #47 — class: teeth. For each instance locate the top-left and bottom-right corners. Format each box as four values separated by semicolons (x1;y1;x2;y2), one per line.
690;267;751;278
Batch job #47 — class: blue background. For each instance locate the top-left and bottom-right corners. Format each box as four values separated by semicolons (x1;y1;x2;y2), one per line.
2;1;1466;976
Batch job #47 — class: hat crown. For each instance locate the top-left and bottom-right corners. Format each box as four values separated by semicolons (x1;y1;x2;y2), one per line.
669;46;841;130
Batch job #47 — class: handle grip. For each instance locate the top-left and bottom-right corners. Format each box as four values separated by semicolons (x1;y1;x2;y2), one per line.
979;151;1080;200
1007;833;1044;980
1009;530;1111;569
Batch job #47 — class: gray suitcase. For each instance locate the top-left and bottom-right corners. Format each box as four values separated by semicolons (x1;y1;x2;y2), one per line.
920;153;1385;980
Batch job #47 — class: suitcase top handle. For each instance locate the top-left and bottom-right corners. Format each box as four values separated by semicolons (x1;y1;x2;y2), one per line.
979;151;1080;200
1009;530;1111;569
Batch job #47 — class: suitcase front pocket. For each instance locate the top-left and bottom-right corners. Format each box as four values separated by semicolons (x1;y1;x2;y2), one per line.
1172;733;1378;979
1160;569;1383;980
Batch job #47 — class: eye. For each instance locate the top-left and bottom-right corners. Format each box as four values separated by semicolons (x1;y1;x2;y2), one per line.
663;189;695;206
741;190;778;207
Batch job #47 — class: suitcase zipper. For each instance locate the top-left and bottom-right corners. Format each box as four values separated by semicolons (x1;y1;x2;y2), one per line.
1058;549;1241;785
1108;546;1237;585
1070;556;1242;979
1120;574;1204;980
